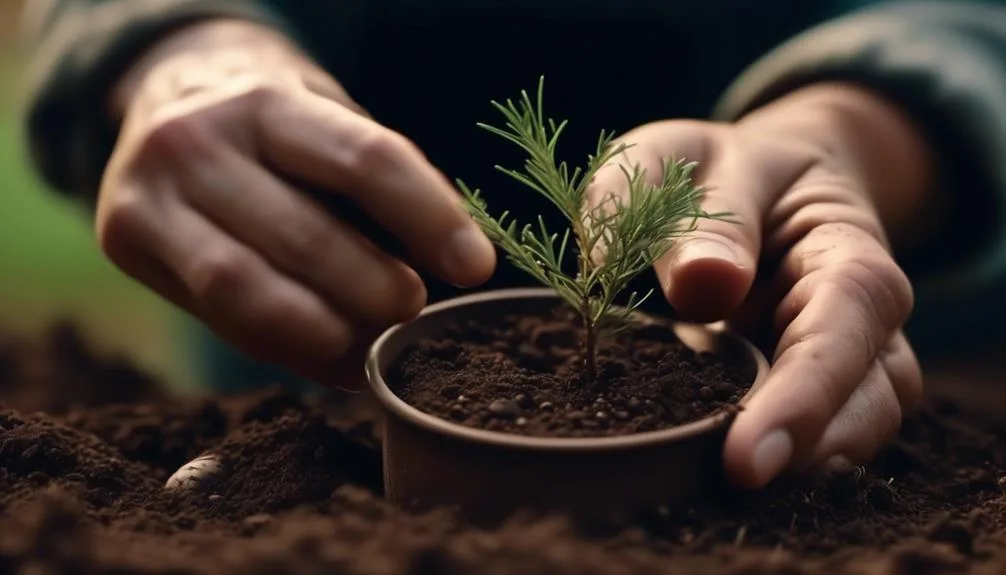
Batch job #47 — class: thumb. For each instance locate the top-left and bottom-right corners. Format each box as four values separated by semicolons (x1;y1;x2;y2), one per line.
585;121;765;322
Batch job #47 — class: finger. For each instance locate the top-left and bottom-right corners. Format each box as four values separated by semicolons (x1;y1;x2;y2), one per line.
800;332;920;473
585;122;782;321
255;90;496;288
97;181;198;313
799;357;901;471
179;146;428;328
142;195;358;388
723;221;913;489
881;331;924;413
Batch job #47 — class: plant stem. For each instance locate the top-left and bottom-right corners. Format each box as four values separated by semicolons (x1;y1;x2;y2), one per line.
581;296;597;383
572;209;597;383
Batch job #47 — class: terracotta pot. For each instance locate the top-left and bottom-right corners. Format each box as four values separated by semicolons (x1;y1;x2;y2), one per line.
365;287;770;526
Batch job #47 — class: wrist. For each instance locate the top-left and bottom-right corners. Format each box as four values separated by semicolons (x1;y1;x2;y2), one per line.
737;82;938;252
110;19;313;121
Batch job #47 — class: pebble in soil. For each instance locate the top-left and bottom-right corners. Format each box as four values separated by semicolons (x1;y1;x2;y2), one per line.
388;307;756;437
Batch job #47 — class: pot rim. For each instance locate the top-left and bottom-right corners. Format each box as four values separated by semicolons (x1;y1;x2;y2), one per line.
365;287;770;453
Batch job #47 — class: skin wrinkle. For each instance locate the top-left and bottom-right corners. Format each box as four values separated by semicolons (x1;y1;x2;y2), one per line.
805;359;901;468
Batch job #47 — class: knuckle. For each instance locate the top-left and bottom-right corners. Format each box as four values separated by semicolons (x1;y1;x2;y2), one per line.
830;258;914;329
97;191;147;262
138;80;282;159
787;335;855;416
141;111;208;158
187;247;256;303
262;301;355;361
783;201;885;245
236;81;283;107
350;128;412;171
354;267;428;326
385;270;428;322
278;220;331;268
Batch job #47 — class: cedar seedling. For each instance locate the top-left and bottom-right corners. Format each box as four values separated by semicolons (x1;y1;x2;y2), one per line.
457;77;729;383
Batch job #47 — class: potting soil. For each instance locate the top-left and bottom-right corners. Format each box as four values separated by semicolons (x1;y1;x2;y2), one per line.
390;307;755;437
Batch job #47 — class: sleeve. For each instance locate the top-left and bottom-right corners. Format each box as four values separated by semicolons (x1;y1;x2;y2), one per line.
19;0;302;205
711;1;1006;358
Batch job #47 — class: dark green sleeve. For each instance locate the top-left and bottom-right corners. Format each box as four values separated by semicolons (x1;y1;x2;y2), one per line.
19;0;300;204
713;0;1006;357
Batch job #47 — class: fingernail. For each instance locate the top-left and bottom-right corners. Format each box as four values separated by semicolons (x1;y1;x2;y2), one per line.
825;454;853;474
752;429;794;485
443;227;494;286
677;239;742;267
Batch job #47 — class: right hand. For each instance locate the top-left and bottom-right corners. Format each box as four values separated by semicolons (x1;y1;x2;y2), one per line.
98;20;496;389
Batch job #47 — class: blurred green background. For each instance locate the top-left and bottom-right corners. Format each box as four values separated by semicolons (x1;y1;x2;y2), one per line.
0;0;192;386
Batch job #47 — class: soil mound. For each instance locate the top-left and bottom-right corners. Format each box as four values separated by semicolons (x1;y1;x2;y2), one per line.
1;323;1005;574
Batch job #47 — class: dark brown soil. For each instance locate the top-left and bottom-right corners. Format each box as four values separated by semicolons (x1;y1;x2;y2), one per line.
389;306;755;437
3;321;1006;574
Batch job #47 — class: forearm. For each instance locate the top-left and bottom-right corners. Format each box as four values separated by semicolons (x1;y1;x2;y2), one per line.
110;19;352;125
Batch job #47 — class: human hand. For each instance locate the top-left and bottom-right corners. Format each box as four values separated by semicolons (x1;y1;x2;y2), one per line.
98;20;496;390
586;83;931;489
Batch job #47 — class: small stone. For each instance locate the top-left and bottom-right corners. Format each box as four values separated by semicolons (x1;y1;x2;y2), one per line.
515;394;535;409
628;397;642;410
595;411;609;421
698;386;714;400
538;401;554;411
614;410;630;420
449;405;468;421
165;453;222;490
208;494;222;502
488;399;521;419
515;417;528;426
243;514;272;527
567;411;587;421
457;395;467;403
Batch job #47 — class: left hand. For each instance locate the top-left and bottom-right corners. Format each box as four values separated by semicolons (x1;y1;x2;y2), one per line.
585;83;930;489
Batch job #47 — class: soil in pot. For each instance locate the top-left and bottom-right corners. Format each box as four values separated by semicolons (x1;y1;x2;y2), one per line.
387;304;757;438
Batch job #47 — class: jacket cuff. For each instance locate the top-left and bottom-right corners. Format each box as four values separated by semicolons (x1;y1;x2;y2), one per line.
21;0;298;206
711;2;1006;356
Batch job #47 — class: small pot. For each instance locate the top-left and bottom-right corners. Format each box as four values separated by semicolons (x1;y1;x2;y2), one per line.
365;287;769;526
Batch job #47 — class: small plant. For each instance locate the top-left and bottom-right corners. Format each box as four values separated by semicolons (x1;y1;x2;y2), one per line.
457;77;729;383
